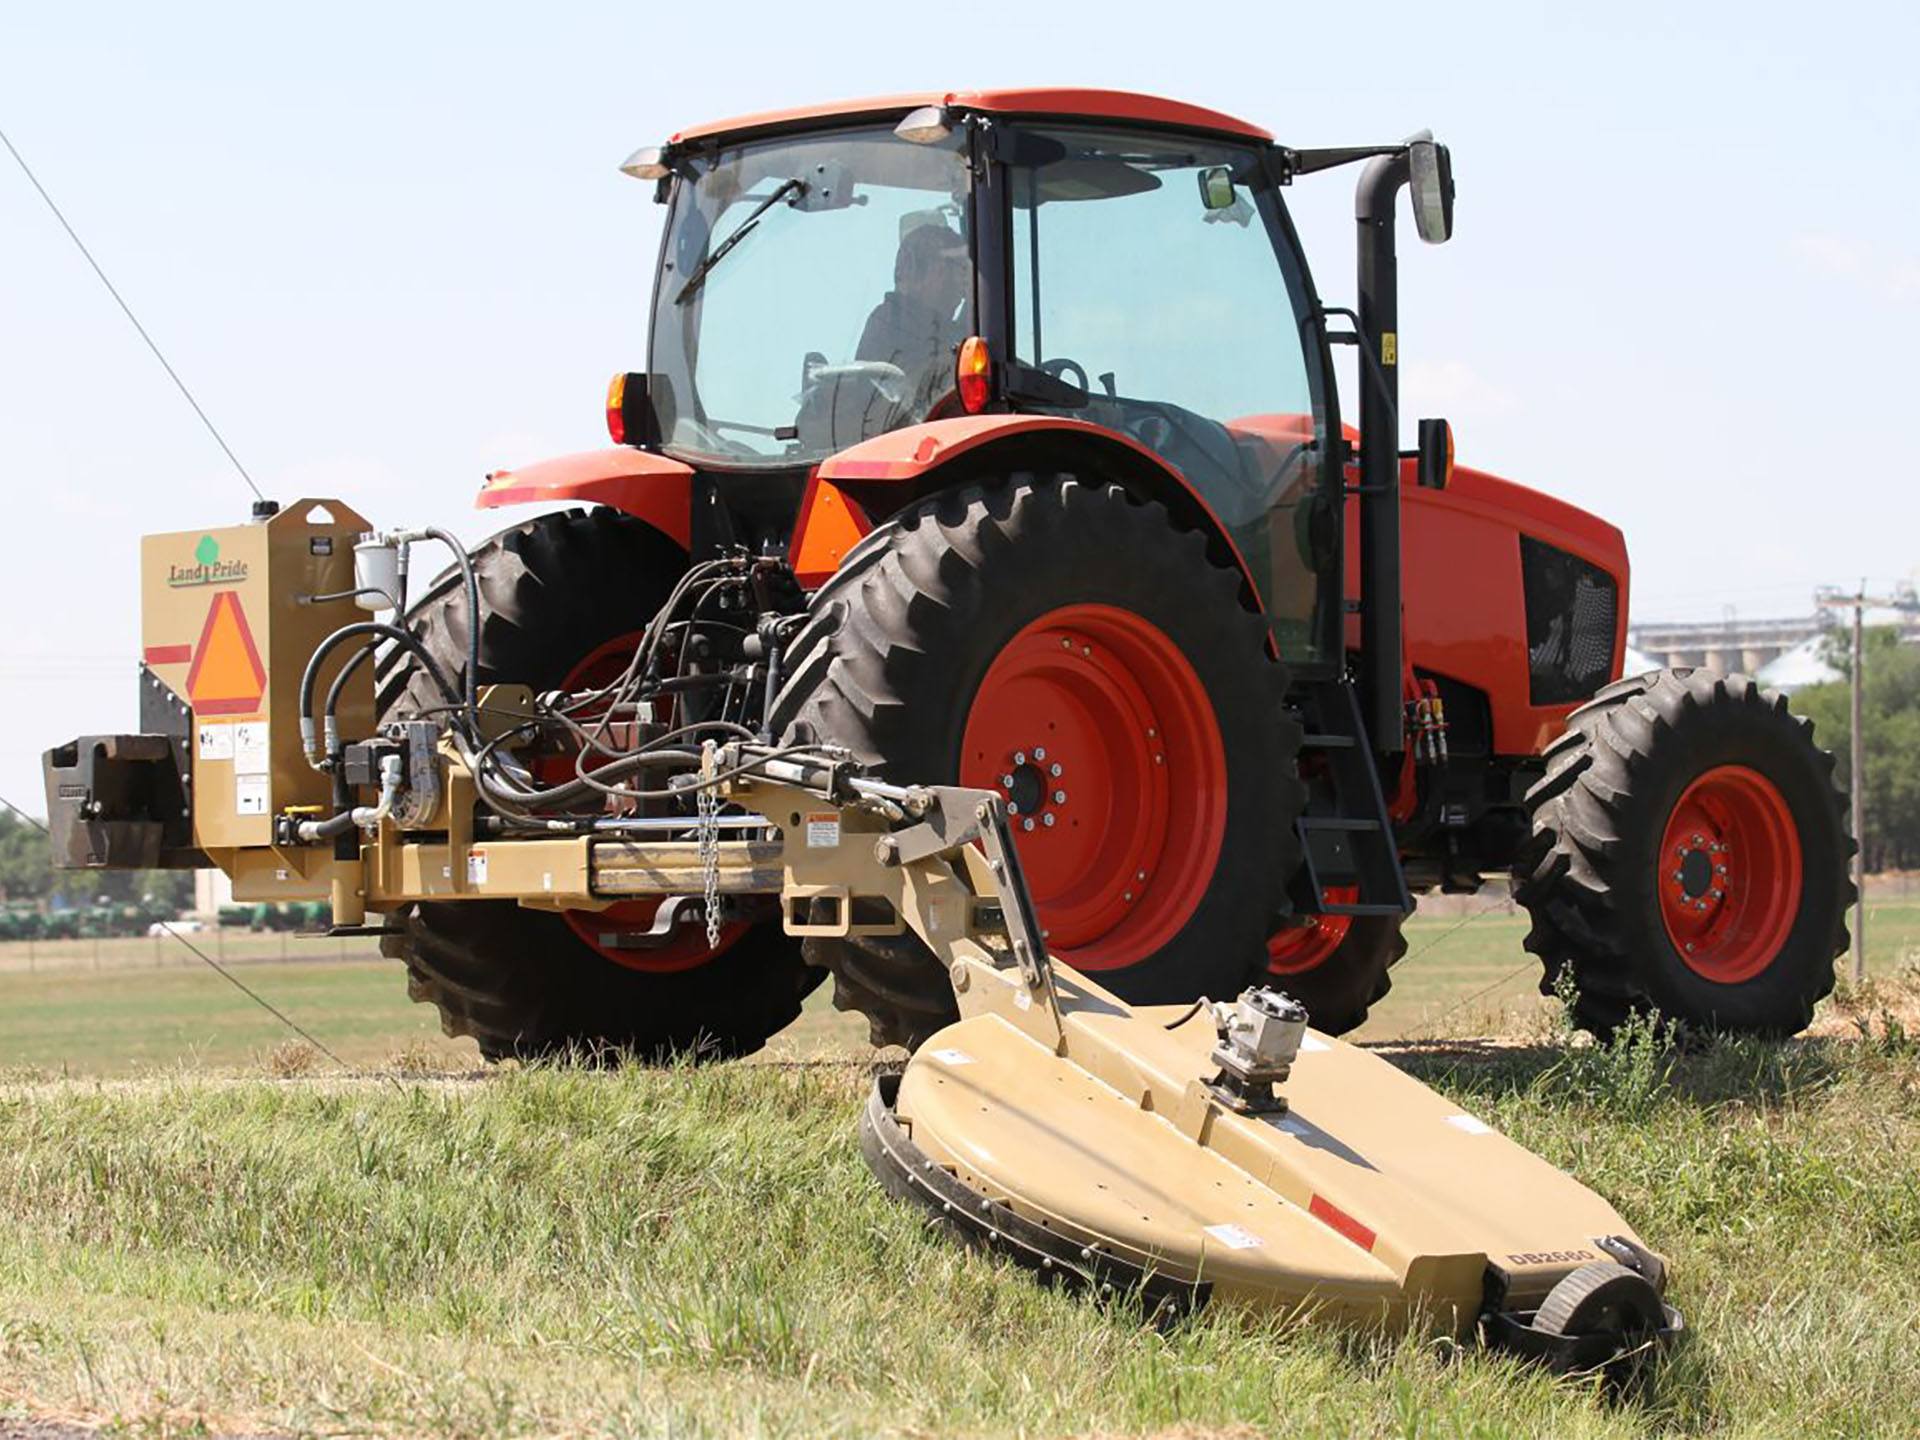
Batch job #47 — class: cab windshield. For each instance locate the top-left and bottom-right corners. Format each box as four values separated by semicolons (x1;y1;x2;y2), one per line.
649;124;973;468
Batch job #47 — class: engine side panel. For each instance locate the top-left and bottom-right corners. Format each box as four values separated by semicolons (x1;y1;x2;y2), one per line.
1347;461;1629;758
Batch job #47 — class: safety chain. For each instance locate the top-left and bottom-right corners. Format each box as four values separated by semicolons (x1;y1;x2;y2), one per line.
697;743;724;949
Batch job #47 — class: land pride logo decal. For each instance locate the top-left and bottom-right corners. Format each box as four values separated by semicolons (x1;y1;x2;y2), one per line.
167;534;250;588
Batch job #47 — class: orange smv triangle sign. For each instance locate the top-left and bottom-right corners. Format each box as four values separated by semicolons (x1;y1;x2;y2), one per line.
185;591;267;716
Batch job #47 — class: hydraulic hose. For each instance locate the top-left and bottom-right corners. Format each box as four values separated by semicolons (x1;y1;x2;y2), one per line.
467;743;704;813
321;641;376;757
300;622;460;768
416;527;480;728
294;752;405;841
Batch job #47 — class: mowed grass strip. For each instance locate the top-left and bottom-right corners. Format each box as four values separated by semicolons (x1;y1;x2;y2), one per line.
2;901;1914;1075
0;986;1916;1438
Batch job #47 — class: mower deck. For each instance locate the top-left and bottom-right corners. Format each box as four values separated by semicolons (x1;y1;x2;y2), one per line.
865;961;1681;1369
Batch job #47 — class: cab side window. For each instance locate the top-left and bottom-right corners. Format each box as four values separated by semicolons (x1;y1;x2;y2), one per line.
1009;128;1331;661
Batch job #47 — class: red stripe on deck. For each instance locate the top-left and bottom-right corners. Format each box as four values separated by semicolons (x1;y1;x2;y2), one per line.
1309;1194;1377;1253
143;644;192;665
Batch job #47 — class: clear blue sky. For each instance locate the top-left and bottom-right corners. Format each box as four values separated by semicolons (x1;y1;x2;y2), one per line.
3;0;1915;810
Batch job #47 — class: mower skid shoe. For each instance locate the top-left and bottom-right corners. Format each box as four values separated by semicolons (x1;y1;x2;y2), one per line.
861;1073;1209;1322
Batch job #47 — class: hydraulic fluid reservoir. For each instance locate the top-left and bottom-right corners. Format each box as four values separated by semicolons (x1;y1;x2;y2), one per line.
353;534;401;611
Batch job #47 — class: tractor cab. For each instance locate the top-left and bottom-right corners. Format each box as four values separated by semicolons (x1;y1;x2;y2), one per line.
625;93;1416;679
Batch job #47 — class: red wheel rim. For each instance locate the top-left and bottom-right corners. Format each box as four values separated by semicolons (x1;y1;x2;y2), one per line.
959;604;1227;971
1657;764;1802;984
551;630;745;975
1267;887;1357;976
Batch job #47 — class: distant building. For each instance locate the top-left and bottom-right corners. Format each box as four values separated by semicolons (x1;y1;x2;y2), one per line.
1632;612;1834;676
194;866;233;917
1629;583;1918;694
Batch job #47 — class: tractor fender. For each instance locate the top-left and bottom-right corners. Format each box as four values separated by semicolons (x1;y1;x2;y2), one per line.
813;415;1266;611
476;448;693;550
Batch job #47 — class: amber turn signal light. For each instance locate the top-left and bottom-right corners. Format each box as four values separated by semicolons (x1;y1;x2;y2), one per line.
956;336;991;415
606;373;629;444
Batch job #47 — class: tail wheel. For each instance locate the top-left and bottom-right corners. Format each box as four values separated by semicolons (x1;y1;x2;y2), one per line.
771;475;1302;1049
1515;668;1852;1037
1263;887;1407;1036
379;509;819;1062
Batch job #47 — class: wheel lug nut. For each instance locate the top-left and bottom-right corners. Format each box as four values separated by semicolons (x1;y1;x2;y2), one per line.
1001;773;1015;789
1008;803;1020;815
1033;746;1046;761
1053;790;1067;805
1136;870;1146;881
1042;814;1055;828
1013;751;1026;766
1050;762;1062;777
1022;818;1035;832
1123;891;1134;902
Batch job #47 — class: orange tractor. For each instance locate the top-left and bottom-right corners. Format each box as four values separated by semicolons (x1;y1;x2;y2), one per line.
68;88;1853;1060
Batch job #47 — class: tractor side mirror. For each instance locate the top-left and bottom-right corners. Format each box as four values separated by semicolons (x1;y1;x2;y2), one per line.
1408;138;1455;244
1415;417;1454;489
1197;165;1236;211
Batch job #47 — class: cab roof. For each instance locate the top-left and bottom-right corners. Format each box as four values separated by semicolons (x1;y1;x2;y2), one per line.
669;88;1272;146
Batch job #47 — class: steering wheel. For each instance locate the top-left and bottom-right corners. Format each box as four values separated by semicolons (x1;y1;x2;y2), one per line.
804;360;908;405
1041;357;1091;394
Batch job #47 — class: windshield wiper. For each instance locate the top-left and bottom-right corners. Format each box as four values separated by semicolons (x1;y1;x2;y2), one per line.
673;177;807;306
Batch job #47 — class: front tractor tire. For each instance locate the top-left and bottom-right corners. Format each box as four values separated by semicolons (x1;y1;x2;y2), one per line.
379;508;819;1063
771;475;1303;1050
1515;669;1853;1038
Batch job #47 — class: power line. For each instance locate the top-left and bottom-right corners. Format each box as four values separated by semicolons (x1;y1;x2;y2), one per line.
0;122;265;504
0;792;349;1070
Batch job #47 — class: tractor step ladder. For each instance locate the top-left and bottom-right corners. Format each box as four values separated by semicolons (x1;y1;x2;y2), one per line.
1293;680;1413;919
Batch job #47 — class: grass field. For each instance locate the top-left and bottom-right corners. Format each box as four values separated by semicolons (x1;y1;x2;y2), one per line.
1;901;1915;1075
0;905;1915;1437
0;997;1916;1438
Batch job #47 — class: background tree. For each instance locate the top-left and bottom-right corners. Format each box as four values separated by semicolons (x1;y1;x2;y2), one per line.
0;809;197;911
1792;626;1920;872
0;810;52;903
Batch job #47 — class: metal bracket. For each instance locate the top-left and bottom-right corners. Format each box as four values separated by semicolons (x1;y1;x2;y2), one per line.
970;793;1062;1034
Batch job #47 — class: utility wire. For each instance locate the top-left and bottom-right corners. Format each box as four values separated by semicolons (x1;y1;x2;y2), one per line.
0;792;350;1070
0;122;265;504
1424;958;1537;1034
1398;898;1539;1036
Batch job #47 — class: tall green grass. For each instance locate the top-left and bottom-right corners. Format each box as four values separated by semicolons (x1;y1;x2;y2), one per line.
0;992;1916;1437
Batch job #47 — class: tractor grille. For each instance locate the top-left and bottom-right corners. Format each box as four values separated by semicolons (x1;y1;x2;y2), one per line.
1520;537;1617;704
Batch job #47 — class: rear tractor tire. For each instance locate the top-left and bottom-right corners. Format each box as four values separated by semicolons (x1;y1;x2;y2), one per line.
1264;890;1408;1037
771;474;1304;1050
1514;669;1852;1038
379;508;819;1063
